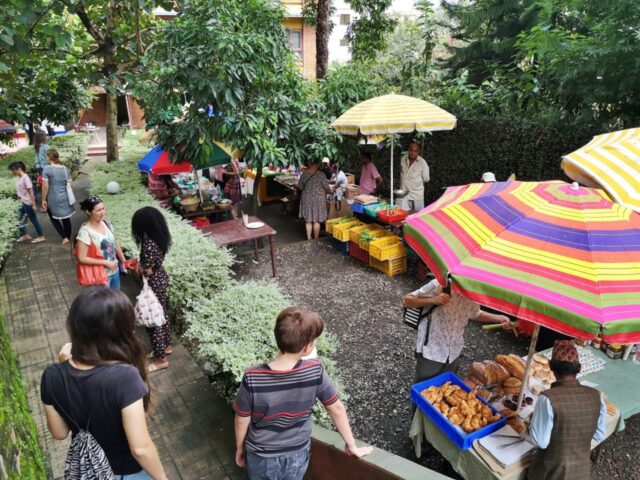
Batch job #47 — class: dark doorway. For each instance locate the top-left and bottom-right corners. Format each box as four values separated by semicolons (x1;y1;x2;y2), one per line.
117;95;130;125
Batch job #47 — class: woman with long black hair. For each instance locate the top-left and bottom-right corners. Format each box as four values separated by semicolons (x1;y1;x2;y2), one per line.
131;206;172;373
40;287;168;479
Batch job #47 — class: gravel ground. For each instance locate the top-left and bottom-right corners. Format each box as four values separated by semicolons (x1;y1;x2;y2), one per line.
234;238;640;479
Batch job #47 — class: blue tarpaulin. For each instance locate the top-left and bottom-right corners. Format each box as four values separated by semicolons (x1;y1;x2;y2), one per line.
137;145;163;173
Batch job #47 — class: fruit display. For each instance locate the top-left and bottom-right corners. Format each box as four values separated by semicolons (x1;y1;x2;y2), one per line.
420;381;502;434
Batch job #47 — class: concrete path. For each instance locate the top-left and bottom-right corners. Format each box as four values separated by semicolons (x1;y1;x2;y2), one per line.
1;159;241;479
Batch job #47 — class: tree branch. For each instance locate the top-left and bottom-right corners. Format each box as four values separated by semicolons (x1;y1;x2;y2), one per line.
58;0;104;45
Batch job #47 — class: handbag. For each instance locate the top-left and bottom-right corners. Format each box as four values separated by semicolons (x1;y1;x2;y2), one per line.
75;242;108;286
135;277;166;327
65;168;76;206
402;279;452;330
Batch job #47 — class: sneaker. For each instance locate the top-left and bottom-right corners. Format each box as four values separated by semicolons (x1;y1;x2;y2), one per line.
17;234;32;243
30;236;46;244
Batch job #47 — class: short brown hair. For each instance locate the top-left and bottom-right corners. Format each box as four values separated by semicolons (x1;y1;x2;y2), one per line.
274;307;324;354
47;148;60;163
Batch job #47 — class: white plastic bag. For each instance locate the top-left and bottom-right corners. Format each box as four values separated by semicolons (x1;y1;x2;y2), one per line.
134;277;166;327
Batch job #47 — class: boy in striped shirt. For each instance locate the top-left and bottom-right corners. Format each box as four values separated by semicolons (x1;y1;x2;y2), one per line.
233;307;372;479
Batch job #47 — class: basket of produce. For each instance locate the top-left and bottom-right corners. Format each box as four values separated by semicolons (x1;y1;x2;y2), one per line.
348;224;382;244
215;199;234;210
332;220;363;242
378;207;409;223
364;203;388;218
358;228;391;251
326;215;355;235
411;372;506;450
180;196;200;213
368;235;406;261
369;255;407;277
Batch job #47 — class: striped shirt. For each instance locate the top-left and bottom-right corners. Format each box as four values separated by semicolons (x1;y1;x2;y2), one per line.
233;359;338;457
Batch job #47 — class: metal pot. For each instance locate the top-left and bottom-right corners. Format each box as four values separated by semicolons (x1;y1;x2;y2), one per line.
394;189;409;198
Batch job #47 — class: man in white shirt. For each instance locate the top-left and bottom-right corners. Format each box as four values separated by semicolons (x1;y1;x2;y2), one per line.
399;143;430;211
403;278;511;382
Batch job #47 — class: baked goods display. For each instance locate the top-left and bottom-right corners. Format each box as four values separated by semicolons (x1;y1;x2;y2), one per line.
353;194;378;205
502;377;522;395
495;354;527;380
466;360;510;386
531;353;556;384
420;381;502;433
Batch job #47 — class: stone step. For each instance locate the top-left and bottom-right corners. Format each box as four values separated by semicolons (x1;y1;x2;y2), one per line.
87;143;122;157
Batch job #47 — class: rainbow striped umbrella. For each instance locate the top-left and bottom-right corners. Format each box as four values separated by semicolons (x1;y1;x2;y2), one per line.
562;127;640;213
404;180;640;344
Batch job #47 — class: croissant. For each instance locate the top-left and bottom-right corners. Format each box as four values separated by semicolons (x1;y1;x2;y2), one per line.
438;401;450;414
445;395;461;407
449;413;463;425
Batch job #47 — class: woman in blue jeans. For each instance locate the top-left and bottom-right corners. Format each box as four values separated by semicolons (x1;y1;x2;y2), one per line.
76;196;126;289
42;287;168;479
8;161;46;243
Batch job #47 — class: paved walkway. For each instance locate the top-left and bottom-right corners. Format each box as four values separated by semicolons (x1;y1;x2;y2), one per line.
1;160;241;479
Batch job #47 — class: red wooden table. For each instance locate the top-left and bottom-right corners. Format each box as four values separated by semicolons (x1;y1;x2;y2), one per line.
199;216;277;277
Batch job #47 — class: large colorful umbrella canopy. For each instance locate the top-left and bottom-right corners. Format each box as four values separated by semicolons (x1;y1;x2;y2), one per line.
562;127;640;213
137;141;236;174
404;180;640;343
331;94;456;204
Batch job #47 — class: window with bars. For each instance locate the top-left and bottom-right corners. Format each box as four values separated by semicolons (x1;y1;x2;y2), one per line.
287;30;303;60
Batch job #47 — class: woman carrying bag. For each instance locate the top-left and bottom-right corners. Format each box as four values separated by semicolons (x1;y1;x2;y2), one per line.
42;148;75;245
76;196;126;289
131;207;172;373
41;287;168;480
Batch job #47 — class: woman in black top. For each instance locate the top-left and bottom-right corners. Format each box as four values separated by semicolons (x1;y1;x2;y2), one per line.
131;206;172;372
41;287;168;479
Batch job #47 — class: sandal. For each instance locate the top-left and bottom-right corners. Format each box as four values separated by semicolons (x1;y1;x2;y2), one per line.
147;360;169;372
165;346;173;355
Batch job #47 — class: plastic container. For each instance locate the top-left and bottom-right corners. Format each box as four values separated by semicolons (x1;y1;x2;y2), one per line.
332;220;362;242
326;216;354;235
351;202;366;214
364;203;385;217
378;208;409;223
349;224;384;244
369;236;407;261
359;229;392;251
369;255;407;277
348;241;369;264
330;237;349;254
410;372;506;451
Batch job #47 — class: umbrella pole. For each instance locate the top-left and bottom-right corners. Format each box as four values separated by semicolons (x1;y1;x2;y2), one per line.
390;136;394;206
517;324;540;414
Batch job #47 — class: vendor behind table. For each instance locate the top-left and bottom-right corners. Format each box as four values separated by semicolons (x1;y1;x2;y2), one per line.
399;142;429;211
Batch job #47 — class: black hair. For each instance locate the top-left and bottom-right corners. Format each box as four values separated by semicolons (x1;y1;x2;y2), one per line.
67;287;150;409
549;359;581;377
360;151;372;161
131;206;172;254
8;161;26;171
80;196;103;213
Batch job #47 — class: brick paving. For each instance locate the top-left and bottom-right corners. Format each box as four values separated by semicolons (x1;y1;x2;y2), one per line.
1;161;241;479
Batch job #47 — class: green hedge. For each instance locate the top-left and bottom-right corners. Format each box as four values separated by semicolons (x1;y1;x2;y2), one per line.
342;118;596;204
0;314;48;479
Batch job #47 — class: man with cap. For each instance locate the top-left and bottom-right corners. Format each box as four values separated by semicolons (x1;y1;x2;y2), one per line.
528;340;607;480
321;157;333;180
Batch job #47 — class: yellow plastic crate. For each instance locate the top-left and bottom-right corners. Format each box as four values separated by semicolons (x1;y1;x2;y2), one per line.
332;220;363;242
369;256;408;277
368;235;406;260
348;224;384;244
326;216;354;235
359;229;392;251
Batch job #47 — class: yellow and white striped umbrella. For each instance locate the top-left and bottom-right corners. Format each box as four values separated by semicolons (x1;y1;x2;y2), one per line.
331;93;456;135
562;128;640;212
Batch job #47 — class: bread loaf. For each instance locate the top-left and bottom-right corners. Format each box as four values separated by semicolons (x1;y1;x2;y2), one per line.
496;354;526;380
502;377;522;395
467;361;510;385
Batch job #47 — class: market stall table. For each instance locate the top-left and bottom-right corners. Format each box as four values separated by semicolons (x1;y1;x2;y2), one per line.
409;347;637;480
80;124;100;144
200;216;277;277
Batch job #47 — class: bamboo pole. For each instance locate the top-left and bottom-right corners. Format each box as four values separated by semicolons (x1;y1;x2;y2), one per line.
517;324;540;414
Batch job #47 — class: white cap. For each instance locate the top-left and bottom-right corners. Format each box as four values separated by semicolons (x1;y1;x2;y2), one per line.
482;172;496;183
321;157;330;164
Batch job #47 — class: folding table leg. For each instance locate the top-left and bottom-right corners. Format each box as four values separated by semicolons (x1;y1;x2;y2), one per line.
269;236;277;277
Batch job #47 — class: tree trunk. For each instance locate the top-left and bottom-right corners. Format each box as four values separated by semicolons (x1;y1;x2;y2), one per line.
105;90;118;162
316;0;330;79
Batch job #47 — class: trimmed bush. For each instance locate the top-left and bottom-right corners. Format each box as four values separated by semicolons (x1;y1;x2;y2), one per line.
0;198;19;267
0;313;48;479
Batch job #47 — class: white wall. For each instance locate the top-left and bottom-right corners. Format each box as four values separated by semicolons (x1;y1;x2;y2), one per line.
328;0;422;63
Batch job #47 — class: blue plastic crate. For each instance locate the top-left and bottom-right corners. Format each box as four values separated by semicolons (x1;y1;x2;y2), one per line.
351;202;365;214
330;237;349;254
410;371;506;451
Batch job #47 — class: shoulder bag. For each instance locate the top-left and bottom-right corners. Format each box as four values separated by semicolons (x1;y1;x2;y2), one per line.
134;277;166;327
75;241;108;286
401;278;452;330
65;168;76;206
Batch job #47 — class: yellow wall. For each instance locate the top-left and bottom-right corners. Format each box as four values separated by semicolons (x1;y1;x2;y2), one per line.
282;7;316;79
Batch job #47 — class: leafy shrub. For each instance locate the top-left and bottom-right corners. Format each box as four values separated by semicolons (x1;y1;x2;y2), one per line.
184;281;341;427
0;198;19;267
0;313;48;479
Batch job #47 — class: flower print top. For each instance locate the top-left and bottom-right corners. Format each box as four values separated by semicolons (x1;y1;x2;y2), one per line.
77;221;118;276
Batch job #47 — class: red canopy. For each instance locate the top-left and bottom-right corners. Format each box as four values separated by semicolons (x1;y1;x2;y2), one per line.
151;151;193;175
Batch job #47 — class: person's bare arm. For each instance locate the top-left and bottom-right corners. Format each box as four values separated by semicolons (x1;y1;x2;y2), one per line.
41;180;49;209
115;242;126;264
43;404;71;440
402;293;450;309
122;399;168;480
324;400;373;458
234;414;251;468
76;241;117;270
